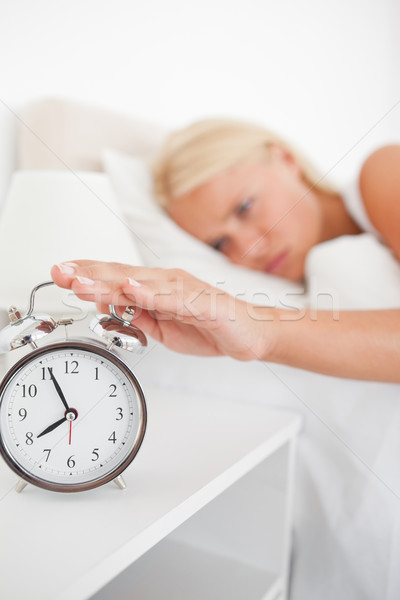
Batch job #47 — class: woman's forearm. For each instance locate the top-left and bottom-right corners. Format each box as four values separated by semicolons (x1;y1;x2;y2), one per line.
256;307;400;382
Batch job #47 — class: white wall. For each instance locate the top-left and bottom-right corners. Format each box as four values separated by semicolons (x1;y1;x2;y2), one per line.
0;0;399;207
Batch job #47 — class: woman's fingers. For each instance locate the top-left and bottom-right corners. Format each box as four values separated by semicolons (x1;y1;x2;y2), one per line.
51;260;181;289
51;260;232;335
68;274;210;320
52;261;211;315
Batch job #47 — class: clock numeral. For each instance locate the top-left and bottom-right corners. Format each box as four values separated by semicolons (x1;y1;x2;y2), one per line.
91;448;100;462
18;408;27;421
108;431;117;444
116;407;123;420
25;432;34;445
43;449;51;462
67;455;76;468
41;367;53;380
22;384;37;398
65;360;79;375
94;367;99;380
109;384;117;397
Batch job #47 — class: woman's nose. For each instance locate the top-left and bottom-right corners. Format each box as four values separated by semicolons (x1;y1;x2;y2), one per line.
231;228;267;265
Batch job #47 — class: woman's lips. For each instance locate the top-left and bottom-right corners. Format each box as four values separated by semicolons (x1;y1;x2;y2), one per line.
265;251;288;274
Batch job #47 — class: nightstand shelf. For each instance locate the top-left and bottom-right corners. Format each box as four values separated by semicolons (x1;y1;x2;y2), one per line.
93;539;282;600
0;384;301;600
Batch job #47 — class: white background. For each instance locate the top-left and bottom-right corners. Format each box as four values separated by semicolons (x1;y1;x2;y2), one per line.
0;0;399;208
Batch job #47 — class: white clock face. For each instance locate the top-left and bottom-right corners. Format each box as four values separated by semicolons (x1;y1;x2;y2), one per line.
0;342;146;492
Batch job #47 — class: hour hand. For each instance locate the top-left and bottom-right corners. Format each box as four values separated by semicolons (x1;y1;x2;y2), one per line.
37;416;67;438
48;369;70;412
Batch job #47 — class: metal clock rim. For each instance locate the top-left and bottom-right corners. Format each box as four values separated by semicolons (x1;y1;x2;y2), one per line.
0;340;147;493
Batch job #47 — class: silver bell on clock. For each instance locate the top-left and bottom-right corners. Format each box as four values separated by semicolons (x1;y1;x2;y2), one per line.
0;281;147;493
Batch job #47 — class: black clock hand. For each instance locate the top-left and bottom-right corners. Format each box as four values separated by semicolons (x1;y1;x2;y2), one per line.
48;368;71;412
37;416;67;438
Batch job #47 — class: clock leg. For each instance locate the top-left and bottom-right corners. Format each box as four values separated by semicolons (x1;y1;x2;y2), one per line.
15;479;28;493
113;475;127;490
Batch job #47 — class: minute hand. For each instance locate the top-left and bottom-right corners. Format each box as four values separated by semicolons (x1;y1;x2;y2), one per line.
49;369;71;412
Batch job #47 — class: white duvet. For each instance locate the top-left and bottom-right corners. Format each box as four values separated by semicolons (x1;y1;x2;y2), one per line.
100;149;400;600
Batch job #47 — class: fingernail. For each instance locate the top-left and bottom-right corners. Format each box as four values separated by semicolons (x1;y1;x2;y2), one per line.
127;277;142;287
57;263;76;275
76;276;95;285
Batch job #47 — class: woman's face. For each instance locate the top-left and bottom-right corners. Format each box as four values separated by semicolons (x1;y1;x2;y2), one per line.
167;147;324;281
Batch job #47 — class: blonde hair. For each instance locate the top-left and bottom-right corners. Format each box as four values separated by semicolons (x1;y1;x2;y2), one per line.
153;118;336;207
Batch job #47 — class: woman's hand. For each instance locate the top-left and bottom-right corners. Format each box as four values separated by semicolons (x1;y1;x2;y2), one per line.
51;260;274;361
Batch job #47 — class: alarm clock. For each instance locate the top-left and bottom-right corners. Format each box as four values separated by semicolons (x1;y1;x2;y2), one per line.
0;281;147;493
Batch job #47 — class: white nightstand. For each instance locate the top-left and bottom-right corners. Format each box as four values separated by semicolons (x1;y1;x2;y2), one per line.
0;386;301;600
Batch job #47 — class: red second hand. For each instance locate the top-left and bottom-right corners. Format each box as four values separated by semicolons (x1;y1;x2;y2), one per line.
69;421;72;445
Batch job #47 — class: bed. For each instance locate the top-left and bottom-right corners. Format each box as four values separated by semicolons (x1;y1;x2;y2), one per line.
1;97;400;600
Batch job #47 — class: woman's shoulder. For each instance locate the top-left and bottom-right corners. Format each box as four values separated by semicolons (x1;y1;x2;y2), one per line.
360;145;400;195
359;144;400;258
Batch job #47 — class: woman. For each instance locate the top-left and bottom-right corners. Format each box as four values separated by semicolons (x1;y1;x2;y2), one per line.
51;120;400;382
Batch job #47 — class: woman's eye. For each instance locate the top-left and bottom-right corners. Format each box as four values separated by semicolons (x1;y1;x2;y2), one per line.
237;197;253;216
212;237;228;252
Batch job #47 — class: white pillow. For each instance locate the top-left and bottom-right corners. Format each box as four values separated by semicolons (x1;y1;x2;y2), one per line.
102;148;305;308
305;234;400;309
